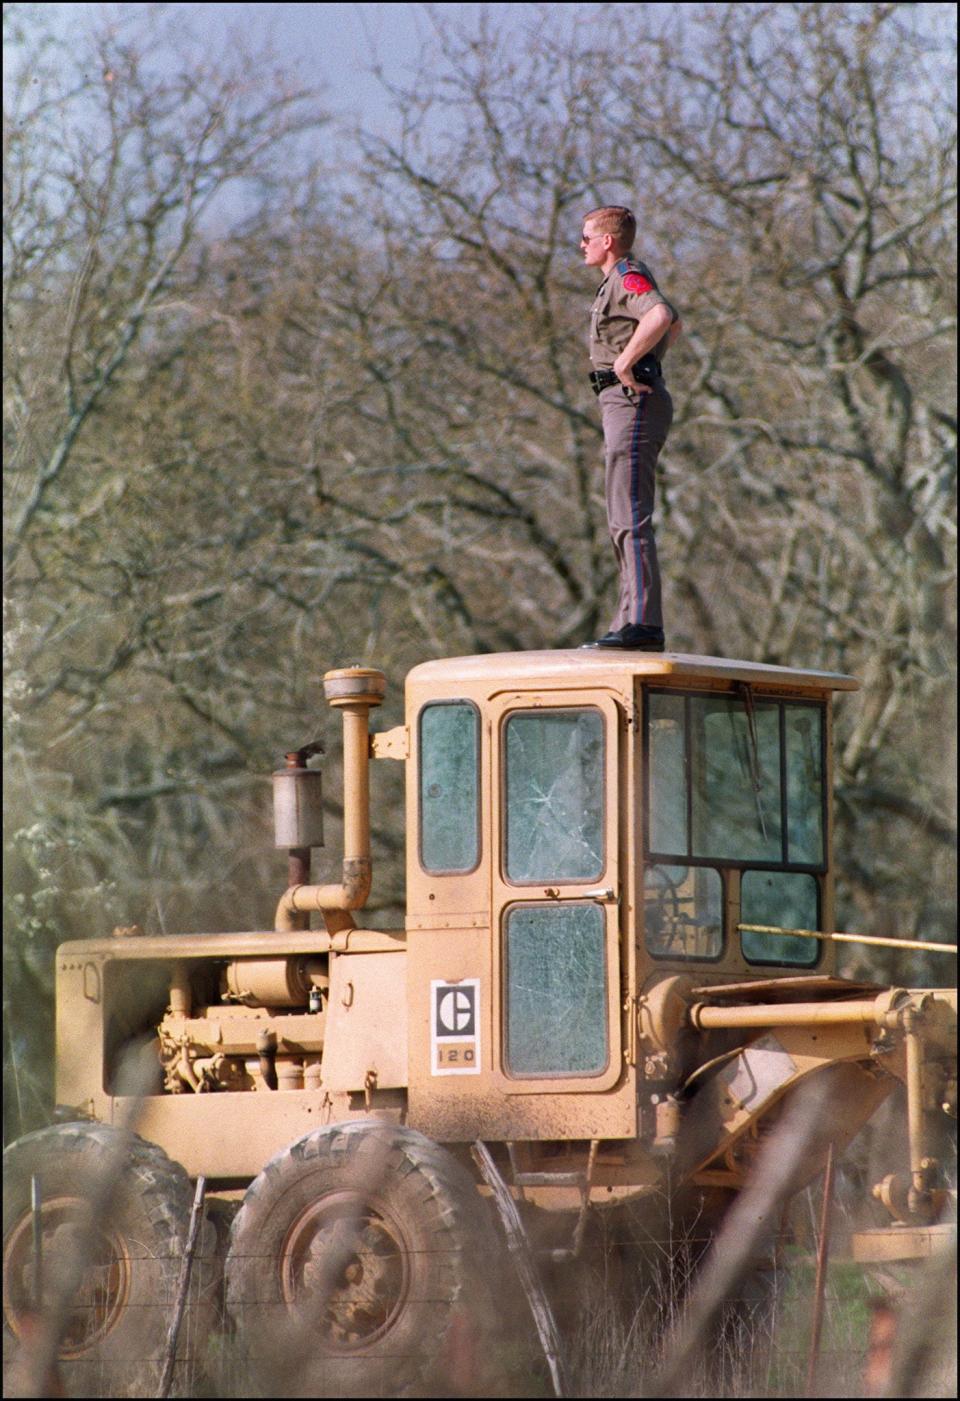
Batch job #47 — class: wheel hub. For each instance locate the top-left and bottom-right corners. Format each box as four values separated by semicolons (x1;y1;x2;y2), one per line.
281;1194;409;1350
3;1198;130;1356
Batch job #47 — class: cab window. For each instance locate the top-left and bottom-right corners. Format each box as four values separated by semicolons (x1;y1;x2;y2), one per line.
644;864;723;960
504;709;604;883
645;690;826;966
504;903;608;1076
419;701;480;873
741;871;819;966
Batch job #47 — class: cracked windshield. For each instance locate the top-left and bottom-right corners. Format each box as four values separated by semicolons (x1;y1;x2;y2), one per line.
505;904;607;1075
505;710;604;882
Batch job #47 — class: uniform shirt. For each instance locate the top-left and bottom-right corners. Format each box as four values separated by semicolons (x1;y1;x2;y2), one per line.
589;256;678;370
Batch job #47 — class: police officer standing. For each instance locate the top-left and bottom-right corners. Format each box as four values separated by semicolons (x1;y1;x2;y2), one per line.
580;206;681;651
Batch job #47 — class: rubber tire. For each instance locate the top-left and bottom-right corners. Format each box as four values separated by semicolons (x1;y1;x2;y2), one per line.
2;1122;213;1398
225;1121;496;1398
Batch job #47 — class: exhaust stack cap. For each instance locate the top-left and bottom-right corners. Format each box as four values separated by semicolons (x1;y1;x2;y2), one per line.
323;667;386;708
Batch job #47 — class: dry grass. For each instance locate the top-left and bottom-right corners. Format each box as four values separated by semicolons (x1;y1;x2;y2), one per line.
4;1075;955;1400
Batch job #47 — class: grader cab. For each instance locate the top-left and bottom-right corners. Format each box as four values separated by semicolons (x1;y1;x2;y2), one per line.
4;650;956;1396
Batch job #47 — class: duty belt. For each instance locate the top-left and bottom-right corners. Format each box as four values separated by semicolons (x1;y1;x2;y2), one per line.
589;357;662;394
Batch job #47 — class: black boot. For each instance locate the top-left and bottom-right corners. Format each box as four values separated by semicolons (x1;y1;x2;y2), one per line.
581;624;665;651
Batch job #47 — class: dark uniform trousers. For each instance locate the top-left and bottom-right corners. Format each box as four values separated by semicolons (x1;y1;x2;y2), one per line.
599;379;673;632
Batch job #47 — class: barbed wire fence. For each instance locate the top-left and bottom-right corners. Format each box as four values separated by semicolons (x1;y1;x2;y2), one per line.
3;1071;955;1399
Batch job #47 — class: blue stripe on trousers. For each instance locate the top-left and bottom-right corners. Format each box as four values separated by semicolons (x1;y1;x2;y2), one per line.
629;394;646;625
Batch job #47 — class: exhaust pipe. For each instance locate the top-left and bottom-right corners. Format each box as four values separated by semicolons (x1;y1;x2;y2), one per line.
274;667;386;933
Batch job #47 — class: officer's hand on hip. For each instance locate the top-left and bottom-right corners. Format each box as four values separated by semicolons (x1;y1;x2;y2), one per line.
613;353;653;394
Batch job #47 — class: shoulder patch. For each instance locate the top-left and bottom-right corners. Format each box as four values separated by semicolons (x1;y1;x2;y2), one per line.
622;272;654;295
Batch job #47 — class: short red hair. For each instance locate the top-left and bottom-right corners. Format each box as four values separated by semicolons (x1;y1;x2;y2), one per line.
584;206;636;253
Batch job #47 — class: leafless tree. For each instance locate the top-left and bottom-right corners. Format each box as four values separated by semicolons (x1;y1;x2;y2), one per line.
3;2;329;1130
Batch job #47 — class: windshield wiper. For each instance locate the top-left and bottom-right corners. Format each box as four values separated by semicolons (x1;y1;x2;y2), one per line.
736;682;768;842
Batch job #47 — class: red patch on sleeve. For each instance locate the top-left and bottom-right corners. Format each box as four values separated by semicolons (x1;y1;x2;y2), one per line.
622;272;653;294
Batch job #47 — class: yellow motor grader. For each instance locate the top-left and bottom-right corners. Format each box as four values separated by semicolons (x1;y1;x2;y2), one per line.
3;651;956;1396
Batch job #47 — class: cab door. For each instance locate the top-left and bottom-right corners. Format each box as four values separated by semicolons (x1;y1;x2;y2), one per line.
490;690;623;1095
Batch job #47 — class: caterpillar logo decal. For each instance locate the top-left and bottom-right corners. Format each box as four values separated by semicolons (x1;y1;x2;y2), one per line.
431;979;481;1075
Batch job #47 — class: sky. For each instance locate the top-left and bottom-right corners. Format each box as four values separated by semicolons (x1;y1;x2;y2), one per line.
17;2;957;128
29;1;540;136
189;2;466;116
12;2;954;232
169;2;459;129
7;1;551;228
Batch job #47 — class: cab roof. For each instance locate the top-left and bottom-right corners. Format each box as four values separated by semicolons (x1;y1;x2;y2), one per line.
406;650;858;693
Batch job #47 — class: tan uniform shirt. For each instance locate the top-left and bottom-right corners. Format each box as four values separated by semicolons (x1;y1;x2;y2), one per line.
589;257;678;370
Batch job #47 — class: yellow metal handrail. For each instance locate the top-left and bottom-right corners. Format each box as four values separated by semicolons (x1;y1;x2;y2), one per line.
737;923;957;956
